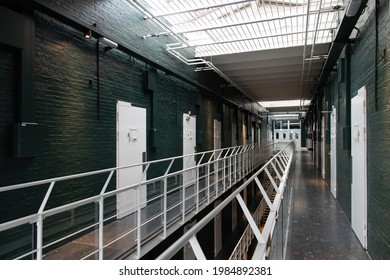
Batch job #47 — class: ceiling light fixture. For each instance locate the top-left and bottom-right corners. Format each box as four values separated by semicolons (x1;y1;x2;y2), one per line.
99;37;118;49
84;29;92;39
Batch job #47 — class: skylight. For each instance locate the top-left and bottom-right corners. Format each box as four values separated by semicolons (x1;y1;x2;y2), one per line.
137;0;345;57
259;99;311;108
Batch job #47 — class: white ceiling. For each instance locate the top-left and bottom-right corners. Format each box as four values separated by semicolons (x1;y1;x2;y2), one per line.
131;0;346;112
211;43;329;102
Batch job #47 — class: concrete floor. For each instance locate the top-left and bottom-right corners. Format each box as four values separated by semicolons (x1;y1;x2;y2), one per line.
285;150;370;260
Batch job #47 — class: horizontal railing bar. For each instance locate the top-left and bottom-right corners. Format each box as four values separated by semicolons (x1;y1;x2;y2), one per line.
15;249;37;260
1;144;260;193
0;214;38;232
81;249;99;260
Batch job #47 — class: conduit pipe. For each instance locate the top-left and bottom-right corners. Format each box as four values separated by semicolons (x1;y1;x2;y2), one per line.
299;0;312;112
126;0;267;112
304;0;324;98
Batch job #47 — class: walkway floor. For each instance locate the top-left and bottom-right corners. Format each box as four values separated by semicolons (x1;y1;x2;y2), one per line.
285;150;370;260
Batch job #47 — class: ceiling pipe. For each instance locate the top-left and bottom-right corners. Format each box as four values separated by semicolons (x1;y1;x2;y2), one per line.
306;0;368;120
299;0;312;112
312;0;368;103
167;48;268;113
126;0;188;47
126;0;267;113
303;0;324;105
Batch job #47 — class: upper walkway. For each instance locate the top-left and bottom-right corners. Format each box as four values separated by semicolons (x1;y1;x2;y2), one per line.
284;150;370;260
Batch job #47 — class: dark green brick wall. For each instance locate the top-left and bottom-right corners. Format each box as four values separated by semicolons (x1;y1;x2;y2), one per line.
318;0;390;259
334;51;353;219
348;0;390;259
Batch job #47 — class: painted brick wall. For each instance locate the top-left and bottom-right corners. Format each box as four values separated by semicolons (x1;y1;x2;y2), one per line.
334;52;353;219
324;0;390;259
351;0;390;259
0;0;267;259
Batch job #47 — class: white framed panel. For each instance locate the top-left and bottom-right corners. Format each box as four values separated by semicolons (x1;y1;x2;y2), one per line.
116;101;147;219
351;86;368;249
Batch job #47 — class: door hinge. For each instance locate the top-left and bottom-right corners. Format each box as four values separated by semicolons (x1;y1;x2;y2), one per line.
364;223;367;237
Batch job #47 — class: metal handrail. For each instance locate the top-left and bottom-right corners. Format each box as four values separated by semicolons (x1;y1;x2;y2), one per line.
156;141;295;260
0;141;274;260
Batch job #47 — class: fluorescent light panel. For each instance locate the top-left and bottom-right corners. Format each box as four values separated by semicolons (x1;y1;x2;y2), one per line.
258;99;310;108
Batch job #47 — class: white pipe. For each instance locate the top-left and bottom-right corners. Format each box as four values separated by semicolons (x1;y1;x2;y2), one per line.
299;0;312;111
304;0;324;100
99;37;118;49
126;0;188;47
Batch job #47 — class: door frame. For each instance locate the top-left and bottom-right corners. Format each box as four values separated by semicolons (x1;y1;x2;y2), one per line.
351;86;368;249
116;101;147;219
183;113;196;186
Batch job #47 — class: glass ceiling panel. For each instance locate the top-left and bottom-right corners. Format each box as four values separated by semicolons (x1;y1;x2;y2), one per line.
139;0;344;56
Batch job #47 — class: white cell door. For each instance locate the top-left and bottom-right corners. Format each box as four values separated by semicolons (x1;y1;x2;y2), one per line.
183;114;196;186
116;101;147;219
351;86;367;249
330;106;337;198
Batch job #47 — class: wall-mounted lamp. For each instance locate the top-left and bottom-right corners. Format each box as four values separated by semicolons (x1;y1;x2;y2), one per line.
99;37;118;49
84;29;92;39
345;0;363;17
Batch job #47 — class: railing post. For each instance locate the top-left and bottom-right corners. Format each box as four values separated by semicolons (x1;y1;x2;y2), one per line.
234;150;237;184
98;170;114;260
136;185;141;259
182;179;186;224
229;153;232;188
36;217;43;260
163;176;167;239
207;163;210;204
196;166;199;213
98;197;104;260
162;158;175;238
36;181;55;260
215;160;219;198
